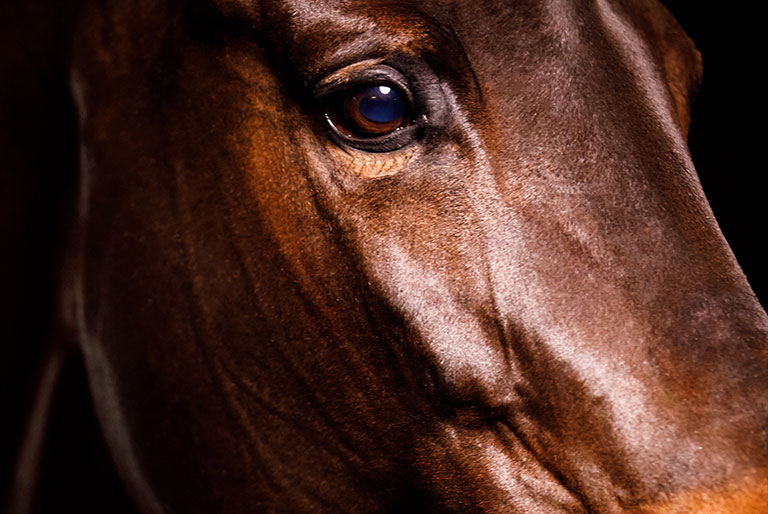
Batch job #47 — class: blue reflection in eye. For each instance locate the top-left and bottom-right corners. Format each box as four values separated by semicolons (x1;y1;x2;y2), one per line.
333;83;413;137
357;85;406;123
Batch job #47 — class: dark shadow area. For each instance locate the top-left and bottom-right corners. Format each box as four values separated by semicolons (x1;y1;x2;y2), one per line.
1;2;137;512
28;353;139;514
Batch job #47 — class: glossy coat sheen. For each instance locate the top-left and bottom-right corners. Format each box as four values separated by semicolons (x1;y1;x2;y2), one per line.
13;0;768;512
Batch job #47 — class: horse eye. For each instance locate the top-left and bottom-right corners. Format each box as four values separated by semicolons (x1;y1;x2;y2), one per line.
326;84;413;139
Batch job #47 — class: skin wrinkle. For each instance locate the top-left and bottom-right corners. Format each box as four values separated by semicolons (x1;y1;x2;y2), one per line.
224;37;453;511
444;4;667;504
232;114;420;510
168;155;296;507
428;422;588;512
47;0;768;512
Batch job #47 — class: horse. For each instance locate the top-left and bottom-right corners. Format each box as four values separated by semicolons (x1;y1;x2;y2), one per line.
3;0;767;512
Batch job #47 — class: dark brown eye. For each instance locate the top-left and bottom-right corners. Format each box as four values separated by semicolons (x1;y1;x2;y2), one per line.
327;84;413;138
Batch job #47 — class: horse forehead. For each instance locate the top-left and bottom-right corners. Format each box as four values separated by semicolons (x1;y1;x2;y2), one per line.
260;0;691;118
263;0;658;46
266;0;555;54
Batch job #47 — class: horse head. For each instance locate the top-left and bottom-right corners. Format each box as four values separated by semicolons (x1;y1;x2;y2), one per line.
9;0;767;512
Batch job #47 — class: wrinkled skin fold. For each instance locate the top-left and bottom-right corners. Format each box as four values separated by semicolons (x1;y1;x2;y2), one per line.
23;0;768;512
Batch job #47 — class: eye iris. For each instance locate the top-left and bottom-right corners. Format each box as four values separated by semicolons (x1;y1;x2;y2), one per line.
341;84;411;136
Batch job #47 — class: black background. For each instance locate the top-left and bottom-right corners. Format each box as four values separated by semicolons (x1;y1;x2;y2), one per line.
664;1;765;309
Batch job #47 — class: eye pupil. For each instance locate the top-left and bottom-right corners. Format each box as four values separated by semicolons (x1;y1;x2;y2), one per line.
327;83;413;139
356;85;405;124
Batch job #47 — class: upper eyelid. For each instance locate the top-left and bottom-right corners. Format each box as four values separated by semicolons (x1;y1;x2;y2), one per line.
314;61;411;99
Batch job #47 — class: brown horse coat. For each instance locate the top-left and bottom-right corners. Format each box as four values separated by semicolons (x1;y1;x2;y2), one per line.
3;1;767;512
